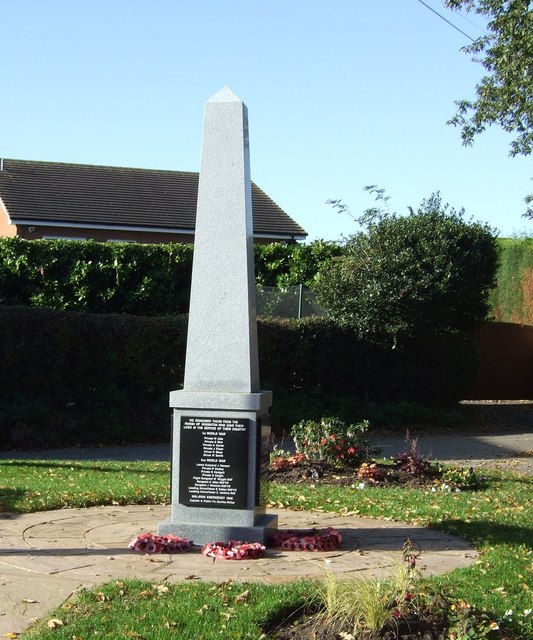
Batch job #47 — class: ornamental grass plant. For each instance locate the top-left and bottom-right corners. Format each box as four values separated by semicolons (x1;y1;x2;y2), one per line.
318;555;414;634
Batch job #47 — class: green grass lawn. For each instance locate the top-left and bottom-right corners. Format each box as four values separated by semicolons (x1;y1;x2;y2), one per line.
0;460;169;512
1;459;531;639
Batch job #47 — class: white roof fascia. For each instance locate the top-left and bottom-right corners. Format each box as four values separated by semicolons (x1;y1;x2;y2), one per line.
11;219;306;240
11;219;195;235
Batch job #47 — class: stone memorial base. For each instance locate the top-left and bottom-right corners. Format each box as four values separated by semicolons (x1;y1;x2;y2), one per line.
158;390;277;545
158;515;278;546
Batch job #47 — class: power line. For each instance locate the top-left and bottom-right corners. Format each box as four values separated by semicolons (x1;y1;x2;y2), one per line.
455;10;488;36
416;0;476;42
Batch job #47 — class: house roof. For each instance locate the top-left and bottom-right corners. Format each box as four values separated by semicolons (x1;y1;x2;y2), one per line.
0;158;307;240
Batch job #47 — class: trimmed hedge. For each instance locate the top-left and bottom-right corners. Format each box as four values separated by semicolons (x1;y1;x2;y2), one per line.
0;306;187;448
0;238;341;315
1;237;531;328
259;317;477;425
0;307;478;448
0;237;194;315
254;240;343;287
489;237;533;325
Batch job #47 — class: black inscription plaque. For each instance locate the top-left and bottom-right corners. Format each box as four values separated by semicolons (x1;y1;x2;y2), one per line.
179;416;249;509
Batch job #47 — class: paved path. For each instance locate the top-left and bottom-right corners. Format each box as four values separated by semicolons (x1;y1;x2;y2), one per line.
0;506;477;637
370;430;533;475
2;428;532;473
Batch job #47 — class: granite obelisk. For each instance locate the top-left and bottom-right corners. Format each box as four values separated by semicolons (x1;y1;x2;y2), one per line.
158;88;277;544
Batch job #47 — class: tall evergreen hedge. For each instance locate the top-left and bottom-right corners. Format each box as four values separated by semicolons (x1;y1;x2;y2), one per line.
0;306;478;449
0;238;340;315
489;237;533;325
0;237;194;315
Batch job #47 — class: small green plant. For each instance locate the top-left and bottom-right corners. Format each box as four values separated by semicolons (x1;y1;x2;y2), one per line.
446;598;502;640
499;607;532;639
291;417;370;467
269;445;294;461
441;466;487;491
357;462;386;484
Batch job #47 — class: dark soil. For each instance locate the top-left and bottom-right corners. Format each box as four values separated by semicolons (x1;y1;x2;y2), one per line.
267;602;516;640
268;607;451;640
269;460;442;489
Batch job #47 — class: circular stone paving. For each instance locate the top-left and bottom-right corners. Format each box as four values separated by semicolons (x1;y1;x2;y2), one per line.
0;505;477;637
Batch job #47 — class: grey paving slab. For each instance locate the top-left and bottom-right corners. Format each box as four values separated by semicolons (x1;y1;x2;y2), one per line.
0;505;477;637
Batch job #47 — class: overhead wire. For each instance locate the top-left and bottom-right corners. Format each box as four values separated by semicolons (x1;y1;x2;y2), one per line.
454;10;488;36
415;0;476;42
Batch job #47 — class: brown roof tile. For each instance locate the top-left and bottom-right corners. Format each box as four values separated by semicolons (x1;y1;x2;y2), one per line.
0;158;306;239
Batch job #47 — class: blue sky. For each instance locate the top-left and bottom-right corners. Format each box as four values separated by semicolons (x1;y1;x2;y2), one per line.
1;0;531;240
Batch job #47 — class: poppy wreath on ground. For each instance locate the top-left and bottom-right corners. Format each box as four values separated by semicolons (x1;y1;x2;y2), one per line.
201;540;266;560
128;528;342;557
269;527;342;551
128;532;193;553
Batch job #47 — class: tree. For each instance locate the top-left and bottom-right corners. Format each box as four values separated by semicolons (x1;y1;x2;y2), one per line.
444;0;533;215
315;191;499;347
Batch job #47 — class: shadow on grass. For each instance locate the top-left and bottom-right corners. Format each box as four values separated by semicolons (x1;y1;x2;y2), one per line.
0;488;27;515
0;459;167;474
438;519;533;548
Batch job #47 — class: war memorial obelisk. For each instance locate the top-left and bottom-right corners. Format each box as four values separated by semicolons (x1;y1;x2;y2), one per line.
158;88;277;544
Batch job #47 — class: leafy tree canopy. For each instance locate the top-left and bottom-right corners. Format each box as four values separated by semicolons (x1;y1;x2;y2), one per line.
316;188;499;347
445;0;533;215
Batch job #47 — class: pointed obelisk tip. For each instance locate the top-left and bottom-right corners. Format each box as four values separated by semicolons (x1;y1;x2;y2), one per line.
208;86;243;103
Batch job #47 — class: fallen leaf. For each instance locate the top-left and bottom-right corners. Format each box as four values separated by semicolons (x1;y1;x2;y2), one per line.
235;589;250;603
47;619;64;629
20;598;37;604
164;621;177;629
3;632;19;639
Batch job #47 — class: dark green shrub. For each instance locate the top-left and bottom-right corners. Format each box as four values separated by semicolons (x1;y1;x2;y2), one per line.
315;192;499;347
258;317;477;405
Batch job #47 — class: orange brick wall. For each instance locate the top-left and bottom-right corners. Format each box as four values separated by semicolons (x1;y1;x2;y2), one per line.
0;199;17;237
